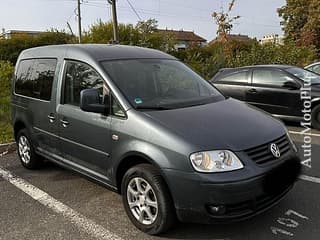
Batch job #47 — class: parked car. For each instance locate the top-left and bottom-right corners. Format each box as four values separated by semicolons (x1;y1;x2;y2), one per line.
211;65;320;129
305;62;320;75
12;45;301;235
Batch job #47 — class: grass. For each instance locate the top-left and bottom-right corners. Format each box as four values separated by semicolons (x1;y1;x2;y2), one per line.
0;103;13;144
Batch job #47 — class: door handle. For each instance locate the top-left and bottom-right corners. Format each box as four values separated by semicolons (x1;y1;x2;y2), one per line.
47;114;55;123
60;119;69;128
248;88;257;93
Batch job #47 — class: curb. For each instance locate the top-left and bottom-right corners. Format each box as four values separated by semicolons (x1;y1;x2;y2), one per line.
0;142;17;157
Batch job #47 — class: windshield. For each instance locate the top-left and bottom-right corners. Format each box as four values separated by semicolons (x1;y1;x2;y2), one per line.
101;59;224;109
286;67;320;84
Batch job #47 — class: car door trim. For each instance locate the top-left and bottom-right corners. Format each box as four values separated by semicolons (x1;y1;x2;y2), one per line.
58;134;110;157
34;126;110;157
33;126;59;139
36;147;116;191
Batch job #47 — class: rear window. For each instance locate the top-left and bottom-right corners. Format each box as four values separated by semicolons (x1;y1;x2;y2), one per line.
15;59;57;101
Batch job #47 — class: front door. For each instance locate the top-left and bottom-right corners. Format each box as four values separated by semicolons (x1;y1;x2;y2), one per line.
246;68;302;117
57;60;112;175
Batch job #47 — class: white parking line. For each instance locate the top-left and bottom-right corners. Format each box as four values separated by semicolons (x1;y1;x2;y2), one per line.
288;131;320;137
299;174;320;184
0;167;123;240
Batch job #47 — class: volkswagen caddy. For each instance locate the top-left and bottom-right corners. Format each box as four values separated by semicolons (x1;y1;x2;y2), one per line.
11;44;301;234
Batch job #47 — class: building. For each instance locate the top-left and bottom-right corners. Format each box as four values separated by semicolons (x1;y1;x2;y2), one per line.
0;29;43;40
158;29;207;50
209;34;252;44
259;34;284;45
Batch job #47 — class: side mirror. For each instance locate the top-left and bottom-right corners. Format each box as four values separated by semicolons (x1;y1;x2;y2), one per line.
283;81;300;90
80;88;107;114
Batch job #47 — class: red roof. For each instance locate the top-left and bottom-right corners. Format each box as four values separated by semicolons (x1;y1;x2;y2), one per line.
209;34;252;44
158;29;206;42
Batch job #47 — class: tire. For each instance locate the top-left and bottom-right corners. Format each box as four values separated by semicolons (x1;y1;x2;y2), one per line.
121;164;176;235
311;105;320;130
17;129;42;169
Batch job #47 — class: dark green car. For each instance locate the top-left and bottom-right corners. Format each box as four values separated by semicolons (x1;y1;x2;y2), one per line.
11;44;301;234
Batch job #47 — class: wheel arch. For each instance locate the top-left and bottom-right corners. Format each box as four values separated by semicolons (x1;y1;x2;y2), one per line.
311;98;320;110
13;120;27;141
115;152;163;194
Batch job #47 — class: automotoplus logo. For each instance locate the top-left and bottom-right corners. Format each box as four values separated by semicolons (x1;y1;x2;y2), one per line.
300;78;312;168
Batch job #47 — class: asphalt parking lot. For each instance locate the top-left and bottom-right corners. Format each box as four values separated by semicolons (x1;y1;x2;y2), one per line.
1;124;319;240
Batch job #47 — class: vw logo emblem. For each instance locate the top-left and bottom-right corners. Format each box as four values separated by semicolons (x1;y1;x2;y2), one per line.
270;143;281;158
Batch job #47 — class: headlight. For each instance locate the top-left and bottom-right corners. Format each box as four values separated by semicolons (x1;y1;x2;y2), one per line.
190;150;244;173
286;131;298;152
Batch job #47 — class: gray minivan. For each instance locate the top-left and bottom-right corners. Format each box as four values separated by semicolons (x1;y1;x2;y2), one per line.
11;44;301;234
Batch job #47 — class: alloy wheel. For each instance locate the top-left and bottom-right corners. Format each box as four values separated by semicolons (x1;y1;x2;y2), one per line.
18;135;31;164
126;177;158;225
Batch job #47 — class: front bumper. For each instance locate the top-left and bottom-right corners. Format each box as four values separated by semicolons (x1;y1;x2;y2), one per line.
162;152;301;224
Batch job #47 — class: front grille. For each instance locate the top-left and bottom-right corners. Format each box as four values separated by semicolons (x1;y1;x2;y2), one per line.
244;135;290;165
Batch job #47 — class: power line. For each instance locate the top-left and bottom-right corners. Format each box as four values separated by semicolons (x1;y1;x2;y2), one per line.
125;0;142;21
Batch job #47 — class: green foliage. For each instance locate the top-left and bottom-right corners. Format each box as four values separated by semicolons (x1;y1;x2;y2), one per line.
0;30;74;64
278;0;320;52
172;40;317;80
83;19;176;51
83;20;140;44
0;61;14;103
0;61;14;143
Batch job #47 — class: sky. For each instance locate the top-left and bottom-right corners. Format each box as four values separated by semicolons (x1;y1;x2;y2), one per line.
0;0;286;42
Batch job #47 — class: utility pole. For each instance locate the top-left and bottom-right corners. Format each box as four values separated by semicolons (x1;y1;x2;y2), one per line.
109;0;119;43
77;0;82;43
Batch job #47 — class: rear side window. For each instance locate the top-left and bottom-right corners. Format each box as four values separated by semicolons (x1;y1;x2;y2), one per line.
15;59;57;101
219;71;248;84
252;69;295;87
311;64;320;74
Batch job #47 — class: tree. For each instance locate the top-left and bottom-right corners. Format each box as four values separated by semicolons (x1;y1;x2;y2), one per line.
83;19;176;52
83;20;140;45
278;0;320;52
136;19;176;51
212;0;240;41
0;61;13;104
0;30;74;63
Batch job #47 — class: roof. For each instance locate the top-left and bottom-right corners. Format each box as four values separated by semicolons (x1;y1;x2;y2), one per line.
19;44;176;61
0;30;43;37
213;65;295;78
158;29;206;42
305;61;320;68
209;34;252;44
232;64;294;70
3;30;43;34
212;64;297;80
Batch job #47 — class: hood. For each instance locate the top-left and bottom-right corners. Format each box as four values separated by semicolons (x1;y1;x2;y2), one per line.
143;98;286;151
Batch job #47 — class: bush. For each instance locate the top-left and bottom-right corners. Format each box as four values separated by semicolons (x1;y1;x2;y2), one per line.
172;40;318;79
0;30;74;64
0;61;14;143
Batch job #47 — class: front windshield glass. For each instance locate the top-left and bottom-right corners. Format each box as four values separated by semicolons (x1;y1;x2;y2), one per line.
286;67;320;84
101;59;224;109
